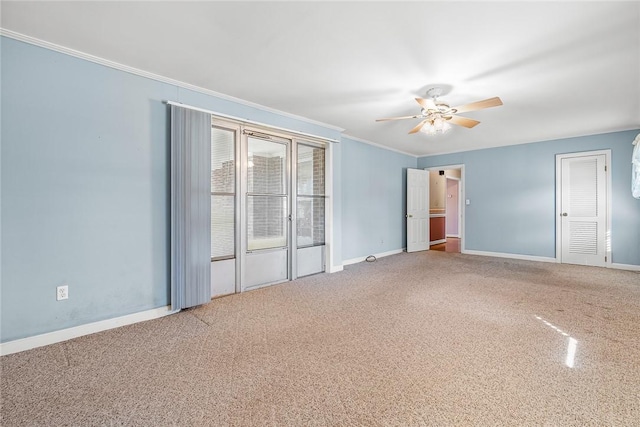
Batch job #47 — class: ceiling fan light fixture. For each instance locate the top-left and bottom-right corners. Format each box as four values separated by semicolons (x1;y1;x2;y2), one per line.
421;117;451;135
434;117;445;130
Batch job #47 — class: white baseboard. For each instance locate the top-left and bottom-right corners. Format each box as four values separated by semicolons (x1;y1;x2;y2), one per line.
328;265;344;273
611;263;640;272
0;305;175;356
342;248;405;266
430;239;446;246
463;250;640;272
446;234;460;238
463;249;558;264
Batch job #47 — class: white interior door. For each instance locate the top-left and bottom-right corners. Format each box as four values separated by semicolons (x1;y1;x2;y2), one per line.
558;153;608;267
407;168;430;252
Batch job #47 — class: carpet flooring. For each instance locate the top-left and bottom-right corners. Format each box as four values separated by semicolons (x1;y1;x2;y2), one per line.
2;251;639;426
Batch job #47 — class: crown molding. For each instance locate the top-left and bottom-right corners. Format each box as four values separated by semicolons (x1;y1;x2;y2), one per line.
341;134;418;157
0;28;344;133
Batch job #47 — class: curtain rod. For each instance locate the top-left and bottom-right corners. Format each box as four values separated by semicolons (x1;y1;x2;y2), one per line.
165;101;340;143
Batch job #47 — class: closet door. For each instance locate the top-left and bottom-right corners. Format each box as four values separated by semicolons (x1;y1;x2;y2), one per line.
559;153;608;267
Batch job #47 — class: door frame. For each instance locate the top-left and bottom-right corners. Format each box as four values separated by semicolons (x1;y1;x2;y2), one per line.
208;117;332;294
424;164;466;253
555;149;612;266
241;129;292;291
239;125;332;291
292;138;328;278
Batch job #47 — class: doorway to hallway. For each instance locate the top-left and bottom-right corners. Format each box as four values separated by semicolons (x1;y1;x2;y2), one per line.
425;165;464;254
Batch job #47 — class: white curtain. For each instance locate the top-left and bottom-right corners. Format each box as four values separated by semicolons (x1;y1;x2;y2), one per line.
171;105;211;310
633;133;640;199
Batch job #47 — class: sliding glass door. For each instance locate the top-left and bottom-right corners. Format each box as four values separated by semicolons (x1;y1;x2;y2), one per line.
209;118;328;294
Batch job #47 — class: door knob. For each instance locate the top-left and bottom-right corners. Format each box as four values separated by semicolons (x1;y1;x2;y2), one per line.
561;213;568;217
407;214;413;218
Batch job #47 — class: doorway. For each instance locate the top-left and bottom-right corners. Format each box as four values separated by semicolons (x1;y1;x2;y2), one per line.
210;118;329;297
242;133;291;289
426;165;464;253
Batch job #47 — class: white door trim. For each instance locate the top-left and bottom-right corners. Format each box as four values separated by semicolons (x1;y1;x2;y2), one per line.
424;164;466;253
325;142;339;272
555;149;612;267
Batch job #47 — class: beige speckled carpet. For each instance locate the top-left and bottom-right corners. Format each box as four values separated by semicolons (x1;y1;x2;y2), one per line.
2;251;640;426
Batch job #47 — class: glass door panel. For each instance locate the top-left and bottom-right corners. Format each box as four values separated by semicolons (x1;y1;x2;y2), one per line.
211;195;235;258
211;126;236;259
247;138;286;194
296;143;326;277
244;135;290;289
247;195;287;250
296;196;325;247
297;144;325;196
247;136;289;252
210;125;237;297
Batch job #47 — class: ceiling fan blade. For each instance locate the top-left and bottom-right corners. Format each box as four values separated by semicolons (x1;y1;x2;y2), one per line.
452;97;503;114
409;119;429;134
415;97;436;110
448;115;480;128
375;115;421;122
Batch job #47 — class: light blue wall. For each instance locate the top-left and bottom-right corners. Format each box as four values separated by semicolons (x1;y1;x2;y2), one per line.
1;38;175;343
4;35;636;345
0;37;342;342
341;138;417;261
417;130;640;265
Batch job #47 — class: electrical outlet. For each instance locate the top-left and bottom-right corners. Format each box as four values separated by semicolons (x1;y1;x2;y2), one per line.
57;285;68;301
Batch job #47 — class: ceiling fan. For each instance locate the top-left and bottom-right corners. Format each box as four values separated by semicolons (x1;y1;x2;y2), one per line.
376;88;503;135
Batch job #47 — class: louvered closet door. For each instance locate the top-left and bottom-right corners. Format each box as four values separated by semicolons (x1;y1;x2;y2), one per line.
560;154;607;266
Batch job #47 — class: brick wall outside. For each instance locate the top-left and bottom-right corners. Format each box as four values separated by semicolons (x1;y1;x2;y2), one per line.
211;145;326;254
312;148;325;244
248;155;285;242
297;147;325;246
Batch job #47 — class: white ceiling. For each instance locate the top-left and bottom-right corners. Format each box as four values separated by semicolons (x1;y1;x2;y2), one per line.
2;1;639;156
